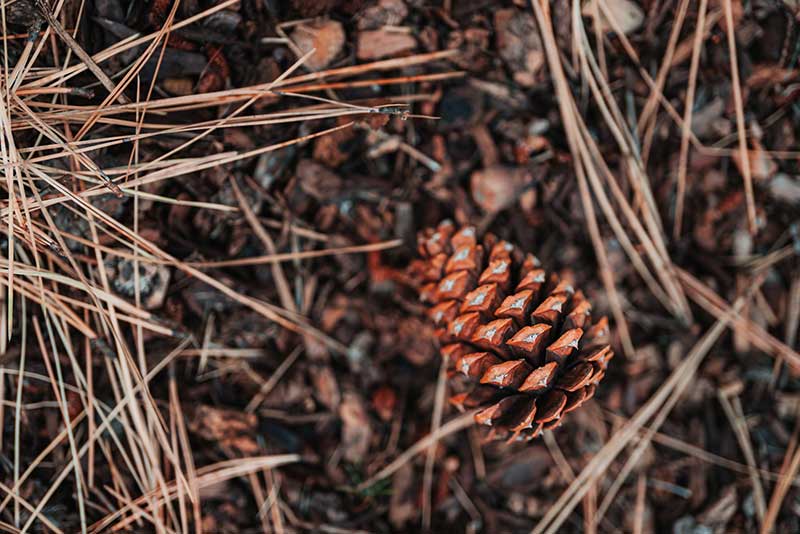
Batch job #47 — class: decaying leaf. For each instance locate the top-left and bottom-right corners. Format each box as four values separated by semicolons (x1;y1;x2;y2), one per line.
292;19;346;70
732;137;777;181
389;463;416;527
357;0;408;30
189;405;259;456
339;392;372;462
582;0;645;35
768;174;800;205
470;165;532;213
494;9;544;87
357;27;416;60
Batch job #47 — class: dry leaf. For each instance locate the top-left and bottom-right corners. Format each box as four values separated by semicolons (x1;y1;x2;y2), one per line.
295;159;344;200
292;19;346;70
470;165;531;213
309;364;341;411
389;463;416;528
357;28;416;60
494;9;544;87
732;137;777;181
371;385;397;422
189;405;259;456
768;174;800;205
582;0;645;35
339;392;372;462
357;0;408;30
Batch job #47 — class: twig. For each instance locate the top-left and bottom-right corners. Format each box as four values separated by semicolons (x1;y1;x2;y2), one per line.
674;0;708;238
633;474;646;534
422;359;448;530
717;385;767;524
34;0;129;104
761;419;800;533
723;0;757;234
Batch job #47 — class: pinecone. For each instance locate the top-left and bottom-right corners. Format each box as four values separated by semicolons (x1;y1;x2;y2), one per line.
409;220;613;442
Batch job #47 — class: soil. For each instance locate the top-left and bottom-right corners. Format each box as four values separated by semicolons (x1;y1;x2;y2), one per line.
3;1;800;533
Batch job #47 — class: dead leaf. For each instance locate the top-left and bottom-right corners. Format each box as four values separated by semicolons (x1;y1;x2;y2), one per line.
309;364;341;411
295;159;344;200
494;9;544;87
768;174;800;205
339;392;372;463
583;0;645;35
371;385;397;422
357;27;416;60
471;165;532;213
357;0;408;30
189;405;259;456
292;19;346;70
389;463;417;528
732;137;777;181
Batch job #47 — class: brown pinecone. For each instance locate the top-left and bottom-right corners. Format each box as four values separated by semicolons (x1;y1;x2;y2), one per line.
409;220;613;442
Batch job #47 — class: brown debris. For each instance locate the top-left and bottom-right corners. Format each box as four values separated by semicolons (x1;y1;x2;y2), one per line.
470;165;532;213
294;159;344;200
291;19;346;70
196;45;230;93
357;27;417;60
357;0;408;30
339;392;373;462
371;385;397;422
12;2;800;532
582;0;645;35
494;9;545;88
189;405;259;456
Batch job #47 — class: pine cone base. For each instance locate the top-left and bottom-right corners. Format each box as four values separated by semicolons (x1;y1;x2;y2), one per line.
409;221;613;442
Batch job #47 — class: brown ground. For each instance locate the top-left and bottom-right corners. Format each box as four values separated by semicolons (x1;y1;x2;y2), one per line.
3;0;800;533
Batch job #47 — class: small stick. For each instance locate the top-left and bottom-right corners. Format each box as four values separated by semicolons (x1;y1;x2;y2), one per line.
718;387;767;525
15;86;93;97
723;0;757;235
673;0;708;239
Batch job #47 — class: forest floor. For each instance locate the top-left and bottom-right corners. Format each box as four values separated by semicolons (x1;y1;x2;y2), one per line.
2;0;800;532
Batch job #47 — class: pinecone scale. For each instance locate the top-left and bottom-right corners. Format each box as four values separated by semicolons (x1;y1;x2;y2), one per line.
409;220;613;442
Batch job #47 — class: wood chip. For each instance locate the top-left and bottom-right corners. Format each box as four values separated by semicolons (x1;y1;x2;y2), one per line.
292;19;346;70
357;27;416;60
